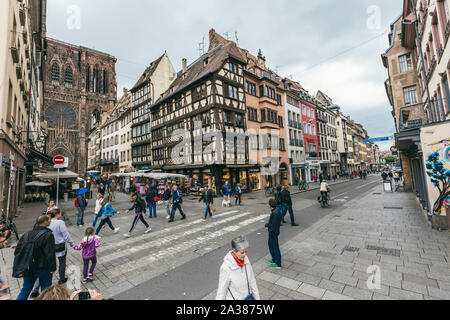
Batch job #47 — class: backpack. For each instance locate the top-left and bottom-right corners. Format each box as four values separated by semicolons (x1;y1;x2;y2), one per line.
12;230;50;278
177;191;183;204
74;197;79;208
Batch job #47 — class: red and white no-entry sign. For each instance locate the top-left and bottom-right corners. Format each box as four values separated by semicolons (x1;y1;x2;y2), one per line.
53;155;65;165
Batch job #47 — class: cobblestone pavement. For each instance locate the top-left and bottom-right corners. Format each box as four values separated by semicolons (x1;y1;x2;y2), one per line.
202;185;450;300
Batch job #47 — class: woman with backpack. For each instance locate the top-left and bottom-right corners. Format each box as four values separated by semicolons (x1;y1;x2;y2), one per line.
123;193;152;238
145;184;158;219
95;197;120;236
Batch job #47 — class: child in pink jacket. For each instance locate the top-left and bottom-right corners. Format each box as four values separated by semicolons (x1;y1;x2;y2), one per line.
73;227;101;283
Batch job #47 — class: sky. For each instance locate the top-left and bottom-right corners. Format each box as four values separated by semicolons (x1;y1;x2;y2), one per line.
46;0;403;151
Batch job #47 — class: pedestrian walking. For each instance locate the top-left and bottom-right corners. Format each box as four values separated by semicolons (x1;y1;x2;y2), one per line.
73;227;100;283
168;185;186;223
319;173;323;184
199;187;214;219
45;200;58;215
15;215;56;300
274;186;285;221
313;173;318;183
98;183;106;196
75;192;88;228
93;193;104;228
29;209;75;298
234;184;242;206
222;181;231;207
281;186;299;226
124;193;152;238
162;185;172;219
216;236;260;300
145;184;158;219
265;199;283;269
95;197;120;236
110;179;117;202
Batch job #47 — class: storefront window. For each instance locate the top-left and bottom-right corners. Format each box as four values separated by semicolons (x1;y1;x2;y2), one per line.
239;170;247;190
249;169;261;190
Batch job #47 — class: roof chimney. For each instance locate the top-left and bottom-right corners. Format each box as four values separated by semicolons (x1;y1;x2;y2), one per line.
123;88;128;95
182;58;187;73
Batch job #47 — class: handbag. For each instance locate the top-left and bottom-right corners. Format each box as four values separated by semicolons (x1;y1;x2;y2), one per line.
55;242;66;253
227;265;255;300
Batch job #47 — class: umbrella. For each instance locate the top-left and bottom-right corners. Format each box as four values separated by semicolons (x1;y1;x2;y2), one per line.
76;188;89;196
26;181;52;187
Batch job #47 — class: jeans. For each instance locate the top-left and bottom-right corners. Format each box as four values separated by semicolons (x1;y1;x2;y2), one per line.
92;214;100;227
283;205;296;225
95;217;115;235
268;234;281;267
204;202;212;218
17;269;53;300
77;207;85;226
165;200;171;216
31;254;66;293
278;204;287;223
170;203;185;221
83;257;97;279
235;195;241;205
148;202;157;218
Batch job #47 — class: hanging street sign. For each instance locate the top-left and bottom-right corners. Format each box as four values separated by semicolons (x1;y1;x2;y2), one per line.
363;136;394;143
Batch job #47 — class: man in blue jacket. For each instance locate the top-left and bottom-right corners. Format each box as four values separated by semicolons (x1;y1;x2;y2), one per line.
168;185;186;223
266;199;283;269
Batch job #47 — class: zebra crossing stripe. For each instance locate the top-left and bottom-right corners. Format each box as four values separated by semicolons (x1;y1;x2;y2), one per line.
105;214;269;276
98;211;256;260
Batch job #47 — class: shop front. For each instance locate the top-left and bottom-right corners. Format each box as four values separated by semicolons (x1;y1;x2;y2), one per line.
279;163;289;186
291;164;306;185
306;160;320;182
248;167;262;191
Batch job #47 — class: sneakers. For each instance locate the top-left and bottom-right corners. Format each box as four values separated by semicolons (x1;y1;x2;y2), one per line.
88;273;94;281
144;227;152;234
270;263;281;269
181;216;186;220
113;227;120;233
268;259;274;264
291;223;299;227
123;233;131;238
82;278;88;284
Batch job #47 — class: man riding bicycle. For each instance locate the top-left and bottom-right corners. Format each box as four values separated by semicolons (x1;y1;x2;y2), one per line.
319;181;330;202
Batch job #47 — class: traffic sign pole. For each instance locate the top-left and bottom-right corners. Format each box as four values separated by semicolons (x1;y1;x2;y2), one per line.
56;168;60;208
6;152;14;221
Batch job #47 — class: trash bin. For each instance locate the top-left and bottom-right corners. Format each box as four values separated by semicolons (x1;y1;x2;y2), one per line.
64;193;68;202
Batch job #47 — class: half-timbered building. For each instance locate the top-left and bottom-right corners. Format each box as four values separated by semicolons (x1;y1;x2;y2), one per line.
150;42;250;193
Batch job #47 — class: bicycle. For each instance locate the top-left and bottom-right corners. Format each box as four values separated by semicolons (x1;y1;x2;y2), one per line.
265;186;274;197
298;181;309;191
0;214;19;242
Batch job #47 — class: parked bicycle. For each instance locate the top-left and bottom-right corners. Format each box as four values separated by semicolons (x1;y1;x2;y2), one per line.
265;186;275;197
0;214;19;242
298;180;309;191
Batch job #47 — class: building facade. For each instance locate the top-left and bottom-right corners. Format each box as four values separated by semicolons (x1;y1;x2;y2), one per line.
42;37;117;174
130;52;176;171
0;0;48;216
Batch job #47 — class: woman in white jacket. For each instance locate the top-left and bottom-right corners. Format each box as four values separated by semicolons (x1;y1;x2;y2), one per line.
216;236;260;300
92;194;104;227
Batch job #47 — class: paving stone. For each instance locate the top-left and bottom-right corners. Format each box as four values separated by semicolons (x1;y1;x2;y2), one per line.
436;280;450;291
357;253;380;262
288;290;316;300
427;287;450;300
270;292;292;300
297;283;326;299
330;273;358;287
317;279;345;294
356;280;390;296
294;273;322;286
277;268;299;279
389;287;423;300
275;277;301;291
270;284;291;296
401;281;429;295
257;271;281;284
342;285;373;300
403;273;439;288
372;293;397;300
288;263;310;273
333;266;354;276
322;290;354;300
258;287;275;300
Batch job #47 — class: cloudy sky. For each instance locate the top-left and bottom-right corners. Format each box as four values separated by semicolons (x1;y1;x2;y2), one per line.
47;0;403;151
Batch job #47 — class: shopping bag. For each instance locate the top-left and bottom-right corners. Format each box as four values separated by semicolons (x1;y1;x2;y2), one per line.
210;204;216;213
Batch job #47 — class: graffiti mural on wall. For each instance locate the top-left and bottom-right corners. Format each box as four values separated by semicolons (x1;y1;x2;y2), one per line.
425;139;450;215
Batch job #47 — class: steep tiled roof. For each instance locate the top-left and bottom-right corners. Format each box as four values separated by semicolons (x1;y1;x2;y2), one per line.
154;42;246;105
131;53;166;92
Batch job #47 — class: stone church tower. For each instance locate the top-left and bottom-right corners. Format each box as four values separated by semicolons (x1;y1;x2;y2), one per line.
42;38;117;173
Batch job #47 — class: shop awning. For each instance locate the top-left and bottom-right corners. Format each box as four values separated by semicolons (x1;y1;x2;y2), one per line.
28;148;53;165
36;170;80;179
26;181;52;187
